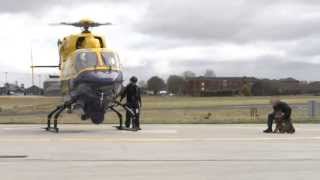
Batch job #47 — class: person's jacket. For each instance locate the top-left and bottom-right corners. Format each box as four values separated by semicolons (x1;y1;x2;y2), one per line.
273;101;291;119
120;83;142;108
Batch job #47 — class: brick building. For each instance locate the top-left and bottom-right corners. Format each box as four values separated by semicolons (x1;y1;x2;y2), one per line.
186;76;257;96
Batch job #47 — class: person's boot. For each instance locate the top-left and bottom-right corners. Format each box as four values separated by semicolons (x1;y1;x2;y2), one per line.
81;114;88;121
125;119;130;128
263;128;273;133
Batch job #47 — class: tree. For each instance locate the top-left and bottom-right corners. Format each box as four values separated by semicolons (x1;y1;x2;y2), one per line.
147;76;166;95
182;71;196;79
204;69;216;77
241;83;252;96
167;75;186;95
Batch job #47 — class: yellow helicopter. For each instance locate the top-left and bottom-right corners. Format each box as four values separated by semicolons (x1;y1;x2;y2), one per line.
33;19;135;132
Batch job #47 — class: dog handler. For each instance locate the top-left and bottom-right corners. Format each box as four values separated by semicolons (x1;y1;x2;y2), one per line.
120;76;142;130
263;98;292;133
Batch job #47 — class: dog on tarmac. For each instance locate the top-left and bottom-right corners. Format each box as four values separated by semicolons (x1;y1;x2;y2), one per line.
273;111;295;134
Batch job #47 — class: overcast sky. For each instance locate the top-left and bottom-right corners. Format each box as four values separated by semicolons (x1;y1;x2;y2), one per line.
0;0;320;86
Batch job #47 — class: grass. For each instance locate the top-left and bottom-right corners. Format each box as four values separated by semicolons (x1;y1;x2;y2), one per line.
143;96;320;108
0;95;319;124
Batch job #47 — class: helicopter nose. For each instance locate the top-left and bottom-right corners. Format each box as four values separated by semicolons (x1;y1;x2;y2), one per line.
74;71;123;86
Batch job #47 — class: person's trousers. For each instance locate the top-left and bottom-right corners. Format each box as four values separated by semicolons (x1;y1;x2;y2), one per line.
267;113;275;130
125;108;140;128
267;112;291;130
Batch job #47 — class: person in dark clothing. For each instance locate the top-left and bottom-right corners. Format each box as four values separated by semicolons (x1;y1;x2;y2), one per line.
263;98;292;133
120;76;142;130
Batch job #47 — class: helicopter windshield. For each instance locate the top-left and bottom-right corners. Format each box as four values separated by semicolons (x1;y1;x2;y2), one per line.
75;51;98;71
101;52;120;69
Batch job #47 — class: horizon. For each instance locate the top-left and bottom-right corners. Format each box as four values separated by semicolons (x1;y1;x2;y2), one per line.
0;71;316;89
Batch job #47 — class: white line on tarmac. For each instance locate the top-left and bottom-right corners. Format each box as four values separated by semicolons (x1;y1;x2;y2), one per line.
1;127;39;130
0;136;320;143
56;136;320;142
1;127;178;133
137;130;177;134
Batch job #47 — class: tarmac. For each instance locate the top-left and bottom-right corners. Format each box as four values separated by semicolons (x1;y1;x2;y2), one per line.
0;124;320;180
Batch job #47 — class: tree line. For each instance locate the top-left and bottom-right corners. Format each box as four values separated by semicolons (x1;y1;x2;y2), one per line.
139;70;216;95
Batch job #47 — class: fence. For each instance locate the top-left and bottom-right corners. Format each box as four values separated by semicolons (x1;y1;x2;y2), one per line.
140;101;320;124
0;96;319;124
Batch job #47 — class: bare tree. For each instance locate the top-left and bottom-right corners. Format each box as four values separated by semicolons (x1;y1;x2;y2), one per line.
167;75;186;95
204;69;216;77
182;70;196;79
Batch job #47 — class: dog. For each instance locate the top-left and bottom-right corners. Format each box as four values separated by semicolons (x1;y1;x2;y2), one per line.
273;111;295;134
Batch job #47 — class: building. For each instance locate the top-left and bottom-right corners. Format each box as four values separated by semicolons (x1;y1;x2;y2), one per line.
306;81;320;95
25;85;43;95
0;83;25;95
42;75;61;96
0;86;7;95
186;76;258;96
43;79;61;96
251;78;308;96
186;76;314;97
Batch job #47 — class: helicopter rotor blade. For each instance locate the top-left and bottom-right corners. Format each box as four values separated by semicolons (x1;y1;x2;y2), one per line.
48;23;62;26
49;21;112;27
92;22;113;27
31;65;60;68
49;22;82;27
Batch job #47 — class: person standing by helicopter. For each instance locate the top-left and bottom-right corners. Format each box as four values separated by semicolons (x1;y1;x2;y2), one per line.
120;76;142;130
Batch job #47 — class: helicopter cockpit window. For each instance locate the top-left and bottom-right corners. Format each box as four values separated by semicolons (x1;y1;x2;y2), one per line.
75;52;98;71
101;52;120;69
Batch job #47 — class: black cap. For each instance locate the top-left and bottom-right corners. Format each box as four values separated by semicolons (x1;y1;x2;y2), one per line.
130;76;138;83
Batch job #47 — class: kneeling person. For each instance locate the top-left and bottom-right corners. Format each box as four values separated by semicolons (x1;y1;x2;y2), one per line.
264;98;295;133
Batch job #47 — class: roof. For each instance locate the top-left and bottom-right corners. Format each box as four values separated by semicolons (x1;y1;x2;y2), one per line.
26;85;42;90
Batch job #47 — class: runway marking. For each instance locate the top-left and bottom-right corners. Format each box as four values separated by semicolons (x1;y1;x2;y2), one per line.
2;158;320;163
2;126;320;133
60;136;320;142
137;129;177;134
0;136;320;143
0;155;28;159
1;127;41;130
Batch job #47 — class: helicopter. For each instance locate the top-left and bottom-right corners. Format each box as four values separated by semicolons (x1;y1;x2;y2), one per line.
32;19;135;132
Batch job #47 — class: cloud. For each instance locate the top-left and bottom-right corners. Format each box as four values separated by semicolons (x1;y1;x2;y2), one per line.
171;55;320;81
0;0;131;14
287;37;320;57
123;53;320;82
136;0;320;43
1;0;320;85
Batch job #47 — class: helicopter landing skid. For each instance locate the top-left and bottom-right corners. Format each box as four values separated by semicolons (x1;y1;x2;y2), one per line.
109;101;137;131
45;99;75;133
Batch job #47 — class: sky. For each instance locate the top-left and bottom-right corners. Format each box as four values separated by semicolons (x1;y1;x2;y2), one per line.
1;0;320;87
